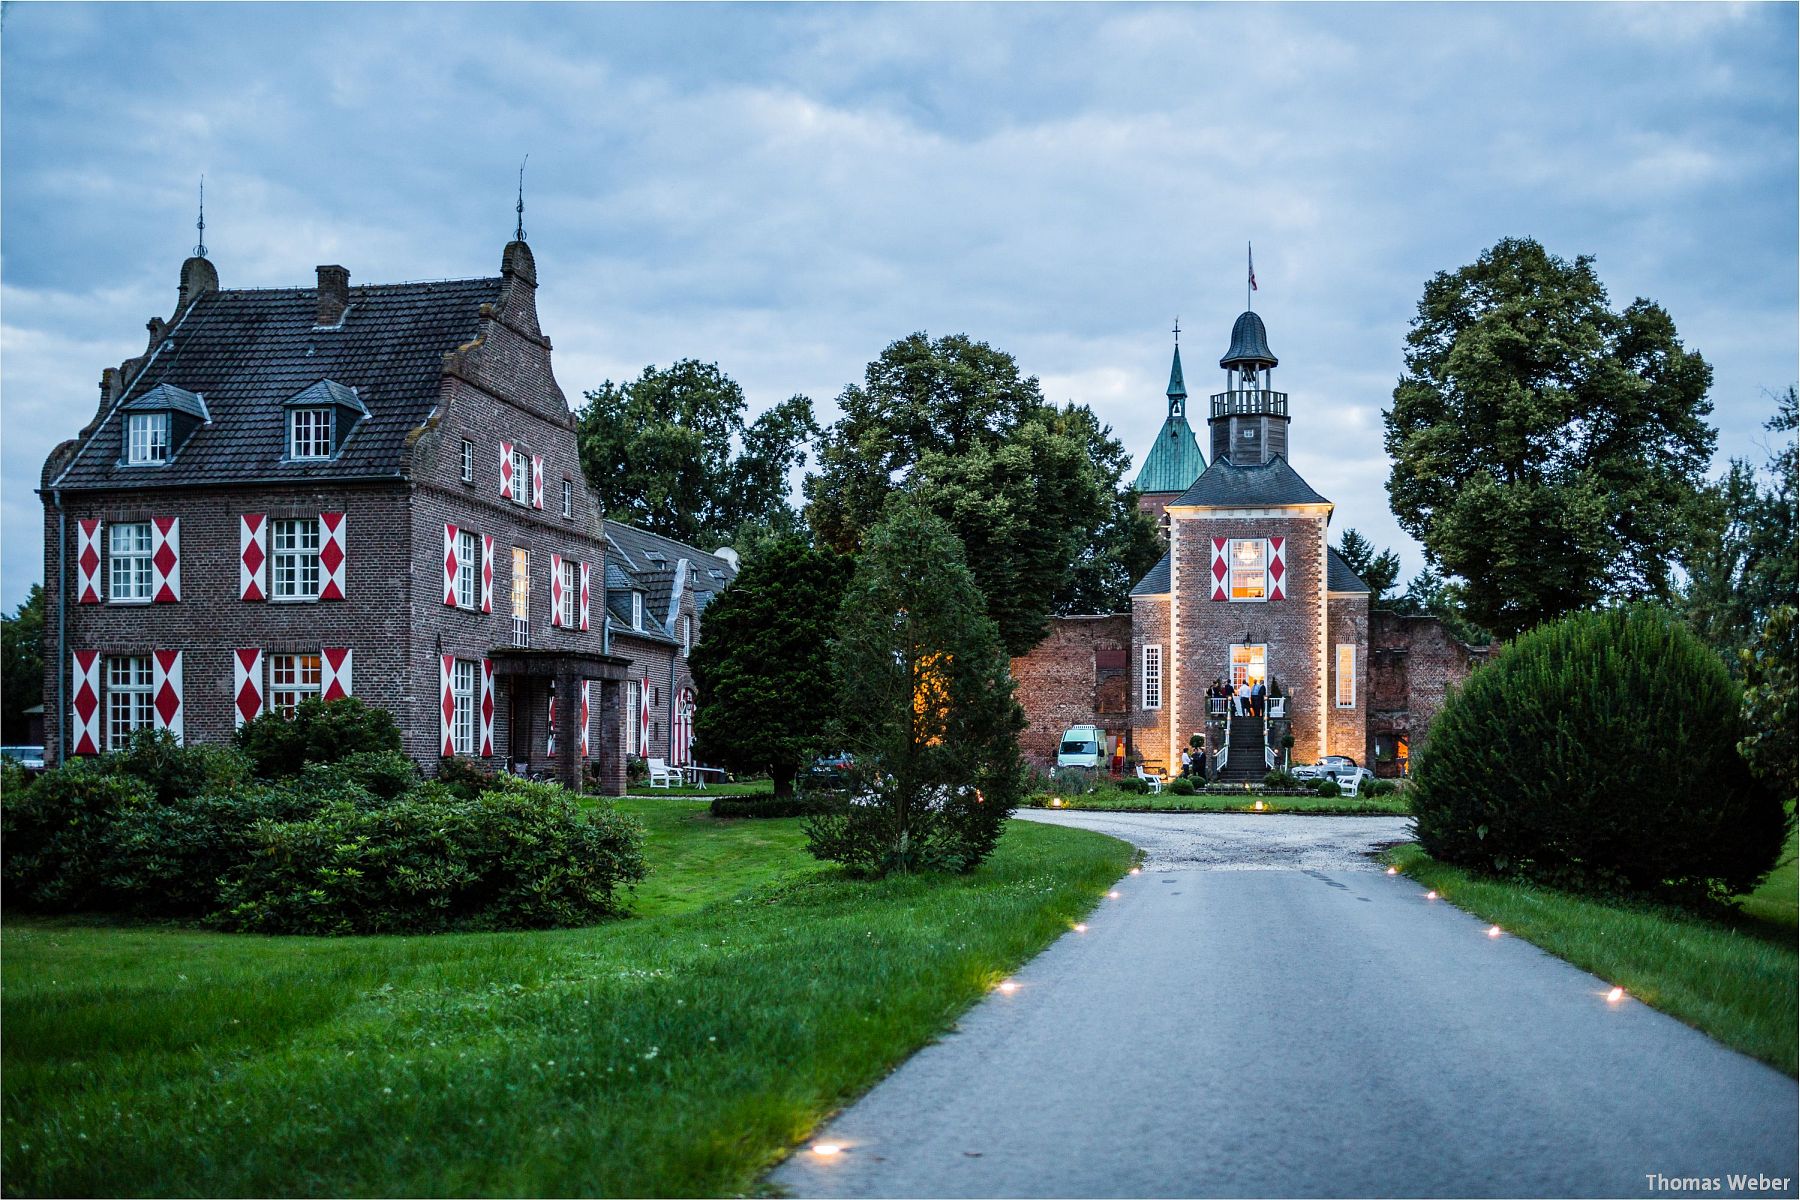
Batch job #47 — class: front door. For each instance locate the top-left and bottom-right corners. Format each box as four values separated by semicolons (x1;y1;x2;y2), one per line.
508;679;532;770
1229;644;1267;689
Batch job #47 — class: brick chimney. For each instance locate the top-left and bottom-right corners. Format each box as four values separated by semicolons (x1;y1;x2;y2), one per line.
316;265;350;326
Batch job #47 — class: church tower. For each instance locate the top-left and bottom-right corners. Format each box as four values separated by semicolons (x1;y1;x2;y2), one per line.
1132;329;1207;523
1210;310;1290;465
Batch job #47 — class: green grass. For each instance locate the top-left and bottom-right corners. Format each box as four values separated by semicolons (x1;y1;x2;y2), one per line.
1388;843;1798;1075
625;779;776;799
1031;791;1409;815
1;800;1133;1198
1738;828;1798;928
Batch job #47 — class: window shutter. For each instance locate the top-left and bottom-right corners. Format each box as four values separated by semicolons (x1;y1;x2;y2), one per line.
499;442;514;499
71;650;101;755
1210;537;1228;601
580;680;591;760
531;456;545;509
480;535;495;613
322;648;352;701
640;674;651;757
234;649;264;728
549;553;564;627
240;515;267;600
444;523;460;607
1268;536;1285;601
546;689;557;759
579;562;591;631
152;650;183;741
151;517;181;603
440;655;456;756
480;659;495;758
77;519;103;603
319;513;346;600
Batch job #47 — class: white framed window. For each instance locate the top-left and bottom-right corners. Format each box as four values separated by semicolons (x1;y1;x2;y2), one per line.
1229;538;1268;602
625;680;640;756
1142;644;1163;710
1336;644;1357;709
510;448;529;506
106;656;155;748
126;413;171;465
288;408;334;459
631;591;643;630
460;440;475;483
108;521;154;603
561;479;573;519
270;654;323;717
452;659;478;755
559;559;578;627
682;614;692;656
512;547;531;647
272;518;322;600
456;529;479;609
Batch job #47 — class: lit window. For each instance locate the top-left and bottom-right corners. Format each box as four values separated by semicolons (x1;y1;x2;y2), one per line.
272;518;322;600
560;559;578;627
126;413;171;465
456;529;479;609
1336;644;1357;709
625;680;640;756
1142;644;1162;709
631;591;643;630
108;522;153;603
106;655;154;748
1229;538;1267;602
288;408;334;459
461;440;474;483
512;547;531;647
511;448;529;506
561;479;573;519
452;660;478;755
270;654;322;717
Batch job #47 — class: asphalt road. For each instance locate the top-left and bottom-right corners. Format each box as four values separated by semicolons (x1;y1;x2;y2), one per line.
772;811;1799;1199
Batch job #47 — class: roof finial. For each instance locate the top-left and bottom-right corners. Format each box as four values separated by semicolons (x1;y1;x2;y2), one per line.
194;175;208;259
1173;315;1180;346
514;155;528;243
1247;241;1257;312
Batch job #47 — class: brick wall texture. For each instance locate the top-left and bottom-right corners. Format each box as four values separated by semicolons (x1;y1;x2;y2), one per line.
1008;614;1132;765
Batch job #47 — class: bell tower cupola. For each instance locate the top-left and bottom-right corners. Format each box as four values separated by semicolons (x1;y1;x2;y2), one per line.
1210;310;1290;465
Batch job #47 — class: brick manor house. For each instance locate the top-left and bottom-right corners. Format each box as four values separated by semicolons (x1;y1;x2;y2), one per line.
39;237;734;794
1010;309;1485;779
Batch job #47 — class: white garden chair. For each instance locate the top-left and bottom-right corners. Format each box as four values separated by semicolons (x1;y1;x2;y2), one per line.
646;758;680;789
1136;766;1165;795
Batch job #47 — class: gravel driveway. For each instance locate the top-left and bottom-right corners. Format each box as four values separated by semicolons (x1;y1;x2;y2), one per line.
1015;808;1412;872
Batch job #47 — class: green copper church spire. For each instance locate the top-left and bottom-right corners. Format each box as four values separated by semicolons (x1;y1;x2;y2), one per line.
1134;328;1207;496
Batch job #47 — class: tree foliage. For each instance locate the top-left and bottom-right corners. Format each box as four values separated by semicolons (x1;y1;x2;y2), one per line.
1385;238;1716;640
577;360;817;548
2;584;44;742
689;540;852;797
804;332;1160;653
1386;567;1492;646
1738;605;1797;802
805;497;1025;875
1334;529;1401;605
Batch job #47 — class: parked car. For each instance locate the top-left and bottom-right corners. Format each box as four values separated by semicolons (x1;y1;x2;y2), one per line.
1292;755;1359;782
1054;725;1106;774
805;751;855;789
1;744;46;776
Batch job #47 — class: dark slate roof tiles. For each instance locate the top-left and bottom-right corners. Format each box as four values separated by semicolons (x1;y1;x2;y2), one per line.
1130;551;1172;596
1327;546;1371;593
1170;455;1329;508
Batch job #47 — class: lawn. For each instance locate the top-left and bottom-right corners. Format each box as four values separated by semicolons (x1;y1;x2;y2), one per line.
625;778;775;799
1738;828;1798;928
1029;790;1409;816
1;799;1134;1197
1388;842;1798;1075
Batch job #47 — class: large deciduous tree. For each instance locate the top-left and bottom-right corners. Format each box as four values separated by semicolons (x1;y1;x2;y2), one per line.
689;540;851;798
1385;238;1716;640
804;333;1161;654
2;585;44;742
805;497;1024;875
576;360;817;548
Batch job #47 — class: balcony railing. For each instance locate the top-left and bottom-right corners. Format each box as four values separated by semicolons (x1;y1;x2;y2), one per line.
1209;389;1289;419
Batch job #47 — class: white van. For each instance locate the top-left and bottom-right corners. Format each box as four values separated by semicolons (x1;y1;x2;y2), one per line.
1055;725;1107;772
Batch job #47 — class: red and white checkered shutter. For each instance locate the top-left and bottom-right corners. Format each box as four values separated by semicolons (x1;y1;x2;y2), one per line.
531;456;545;510
444;523;460;606
1268;536;1286;601
71;650;101;755
321;648;352;701
549;553;564;627
153;650;183;742
480;659;495;758
240;515;267;600
234;649;264;728
546;689;557;758
1211;537;1228;601
579;562;591;631
480;535;495;613
499;442;514;500
640;674;651;758
319;512;346;600
151;517;180;602
580;681;591;759
440;655;456;756
77;519;103;603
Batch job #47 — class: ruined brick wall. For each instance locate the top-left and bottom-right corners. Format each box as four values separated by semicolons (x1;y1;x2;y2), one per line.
1367;610;1488;775
1010;614;1133;766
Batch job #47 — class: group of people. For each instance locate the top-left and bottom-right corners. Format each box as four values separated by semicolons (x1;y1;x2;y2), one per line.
1207;677;1270;718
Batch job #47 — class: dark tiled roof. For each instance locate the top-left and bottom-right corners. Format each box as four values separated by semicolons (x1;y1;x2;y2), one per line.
122;383;209;421
283;379;368;416
1327;546;1371;593
602;521;737;584
1130;551;1172;596
1170;455;1329;508
51;276;501;490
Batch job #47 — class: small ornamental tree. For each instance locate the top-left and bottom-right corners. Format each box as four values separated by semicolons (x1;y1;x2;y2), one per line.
690;539;852;797
805;497;1025;875
1410;606;1790;905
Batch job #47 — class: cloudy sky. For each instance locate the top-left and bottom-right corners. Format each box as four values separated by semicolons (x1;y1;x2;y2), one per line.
3;2;1796;611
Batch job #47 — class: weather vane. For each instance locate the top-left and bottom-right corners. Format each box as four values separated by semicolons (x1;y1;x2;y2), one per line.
515;155;528;243
194;176;208;258
1173;315;1180;345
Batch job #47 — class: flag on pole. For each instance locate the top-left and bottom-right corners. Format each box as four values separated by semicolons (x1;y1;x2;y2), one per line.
1248;242;1258;292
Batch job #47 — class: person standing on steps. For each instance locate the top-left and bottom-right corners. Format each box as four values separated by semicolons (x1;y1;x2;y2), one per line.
1251;678;1267;718
1234;678;1251;716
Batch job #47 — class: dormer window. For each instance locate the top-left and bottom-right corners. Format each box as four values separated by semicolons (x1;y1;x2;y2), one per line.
632;591;644;630
126;413;171;464
289;408;334;459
